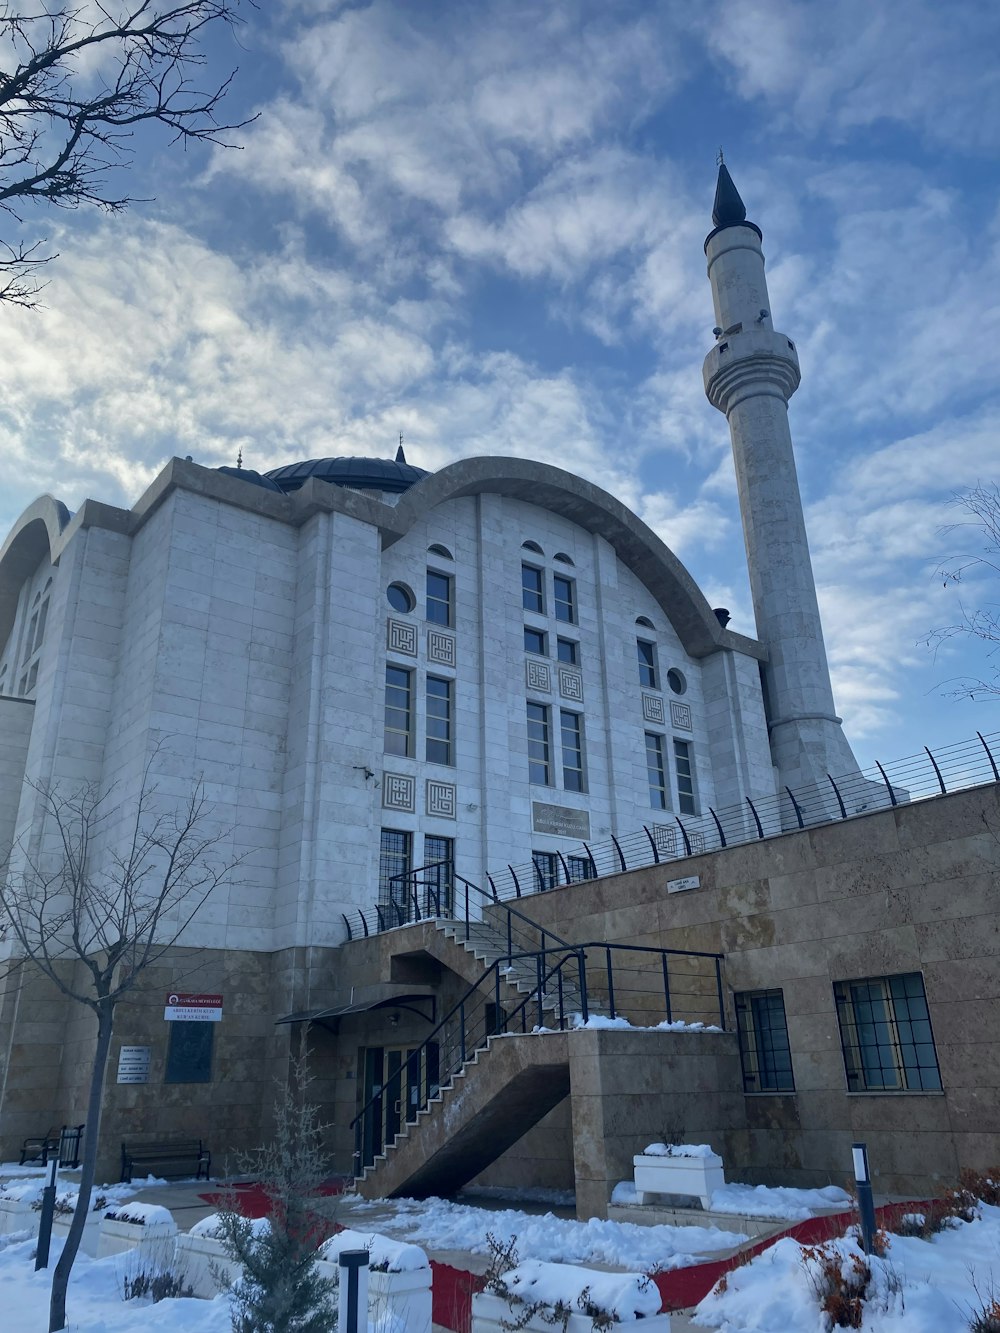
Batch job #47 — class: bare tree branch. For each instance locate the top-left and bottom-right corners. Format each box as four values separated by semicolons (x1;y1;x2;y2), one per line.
0;1;257;305
0;754;242;1330
924;483;1000;700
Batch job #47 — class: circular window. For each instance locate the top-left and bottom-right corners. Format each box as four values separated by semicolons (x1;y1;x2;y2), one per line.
667;668;687;696
387;582;415;614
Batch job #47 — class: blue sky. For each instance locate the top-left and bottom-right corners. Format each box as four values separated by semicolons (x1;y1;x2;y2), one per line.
1;0;999;771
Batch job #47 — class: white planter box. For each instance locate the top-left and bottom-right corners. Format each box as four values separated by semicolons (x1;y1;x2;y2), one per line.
96;1215;178;1268
314;1260;432;1333
632;1152;725;1209
175;1231;242;1298
52;1209;103;1257
472;1292;672;1331
0;1198;38;1236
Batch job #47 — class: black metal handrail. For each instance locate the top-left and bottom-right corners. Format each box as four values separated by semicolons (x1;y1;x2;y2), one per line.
349;940;726;1176
342;730;1000;941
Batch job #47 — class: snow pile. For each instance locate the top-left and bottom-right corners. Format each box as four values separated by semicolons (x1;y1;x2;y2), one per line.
0;1180;45;1204
569;1015;723;1033
343;1195;746;1270
694;1205;1000;1332
641;1143;717;1158
322;1228;428;1271
104;1202;175;1226
710;1182;850;1220
189;1213;270;1240
0;1234;231;1331
500;1259;661;1321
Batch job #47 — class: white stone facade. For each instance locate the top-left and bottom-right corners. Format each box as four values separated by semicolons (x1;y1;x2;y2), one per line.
0;458;776;954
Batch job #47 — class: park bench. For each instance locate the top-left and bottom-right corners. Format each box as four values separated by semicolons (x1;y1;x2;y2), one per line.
120;1138;212;1183
19;1123;84;1168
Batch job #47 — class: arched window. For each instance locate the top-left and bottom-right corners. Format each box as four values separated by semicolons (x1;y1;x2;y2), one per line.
553;552;574;566
636;616;654;629
521;540;544;555
428;543;453;560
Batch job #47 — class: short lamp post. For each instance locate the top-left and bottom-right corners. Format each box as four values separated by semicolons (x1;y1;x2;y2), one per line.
852;1142;877;1255
34;1155;59;1271
338;1248;369;1333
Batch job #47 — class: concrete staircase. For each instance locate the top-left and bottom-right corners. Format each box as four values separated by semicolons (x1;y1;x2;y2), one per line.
351;916;592;1200
433;917;589;1023
354;1028;571;1200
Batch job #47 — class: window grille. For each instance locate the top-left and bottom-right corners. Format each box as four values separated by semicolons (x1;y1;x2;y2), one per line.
834;973;942;1092
736;990;795;1092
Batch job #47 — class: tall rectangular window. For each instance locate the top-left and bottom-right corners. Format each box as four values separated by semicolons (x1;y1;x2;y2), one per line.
533;851;558;892
524;627;547;655
384;665;413;756
673;738;696;814
379;829;412;912
426;570;453;626
637;639;658;689
526;701;551;785
423;834;454;915
566;854;595;883
560;709;585;792
553;574;575;623
834;973;942;1092
426;675;454;765
645;732;667;810
557;637;579;665
736;990;795;1092
522;564;544;614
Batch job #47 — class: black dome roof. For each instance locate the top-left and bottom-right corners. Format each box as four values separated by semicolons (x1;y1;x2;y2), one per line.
216;466;285;493
264;456;430;495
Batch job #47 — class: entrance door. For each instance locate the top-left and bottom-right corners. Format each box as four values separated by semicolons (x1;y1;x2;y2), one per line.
360;1042;440;1168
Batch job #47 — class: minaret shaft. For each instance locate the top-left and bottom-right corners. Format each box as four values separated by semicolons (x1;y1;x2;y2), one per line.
703;186;859;792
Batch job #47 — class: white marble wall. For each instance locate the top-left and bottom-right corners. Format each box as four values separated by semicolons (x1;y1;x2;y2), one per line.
2;472;776;952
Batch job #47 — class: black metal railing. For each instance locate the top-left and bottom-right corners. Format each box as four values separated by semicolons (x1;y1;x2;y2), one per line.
350;941;725;1176
341;730;1000;941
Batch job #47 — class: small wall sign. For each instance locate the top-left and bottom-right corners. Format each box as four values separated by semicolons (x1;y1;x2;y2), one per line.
164;992;223;1022
117;1045;151;1085
667;875;700;894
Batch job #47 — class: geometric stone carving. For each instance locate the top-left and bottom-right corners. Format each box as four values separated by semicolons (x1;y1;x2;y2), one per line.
670;700;693;731
382;772;415;812
526;659;551;693
427;629;456;667
426;779;456;819
387;619;417;656
642;692;664;724
558;667;583;701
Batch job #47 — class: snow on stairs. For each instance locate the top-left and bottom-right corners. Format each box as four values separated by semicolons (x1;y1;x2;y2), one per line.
354;1027;572;1201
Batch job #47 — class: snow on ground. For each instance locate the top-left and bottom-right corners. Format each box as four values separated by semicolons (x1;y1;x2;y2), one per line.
693;1204;1000;1332
0;1234;231;1333
609;1179;851;1221
341;1194;748;1270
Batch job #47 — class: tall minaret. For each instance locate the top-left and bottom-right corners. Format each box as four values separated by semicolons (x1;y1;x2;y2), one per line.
702;163;860;796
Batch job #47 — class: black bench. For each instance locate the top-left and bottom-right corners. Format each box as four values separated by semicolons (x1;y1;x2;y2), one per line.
20;1124;84;1168
120;1139;211;1183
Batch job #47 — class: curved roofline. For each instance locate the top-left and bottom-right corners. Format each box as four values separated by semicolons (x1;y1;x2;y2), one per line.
388;457;757;660
0;495;71;653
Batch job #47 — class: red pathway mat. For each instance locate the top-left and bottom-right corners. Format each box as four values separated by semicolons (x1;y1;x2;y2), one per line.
197;1177;348;1219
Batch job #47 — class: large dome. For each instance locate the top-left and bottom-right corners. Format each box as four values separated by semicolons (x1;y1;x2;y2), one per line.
264;456;430;495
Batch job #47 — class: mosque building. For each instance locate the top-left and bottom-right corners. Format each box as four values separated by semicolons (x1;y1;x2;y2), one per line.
0;168;996;1206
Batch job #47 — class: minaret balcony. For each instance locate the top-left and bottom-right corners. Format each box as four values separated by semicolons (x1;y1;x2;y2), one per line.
703;327;801;415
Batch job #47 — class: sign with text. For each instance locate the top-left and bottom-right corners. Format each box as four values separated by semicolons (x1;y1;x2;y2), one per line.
164;992;223;1022
667;875;700;894
531;801;591;840
117;1045;150;1085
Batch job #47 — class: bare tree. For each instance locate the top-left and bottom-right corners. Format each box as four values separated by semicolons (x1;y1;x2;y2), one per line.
0;1;256;306
0;766;241;1332
927;483;1000;699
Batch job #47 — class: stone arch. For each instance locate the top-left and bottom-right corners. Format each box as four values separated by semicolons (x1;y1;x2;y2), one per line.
0;495;71;654
388;457;740;659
